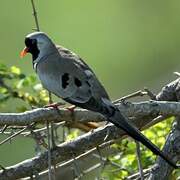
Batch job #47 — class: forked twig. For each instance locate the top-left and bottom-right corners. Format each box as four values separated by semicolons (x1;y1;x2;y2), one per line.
144;87;156;100
0;125;8;133
135;141;144;180
0;123;35;146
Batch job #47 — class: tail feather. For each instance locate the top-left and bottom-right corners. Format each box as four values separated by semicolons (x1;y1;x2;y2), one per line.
100;101;178;168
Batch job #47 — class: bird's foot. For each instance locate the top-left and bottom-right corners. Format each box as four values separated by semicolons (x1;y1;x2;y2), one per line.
66;105;76;113
44;102;65;109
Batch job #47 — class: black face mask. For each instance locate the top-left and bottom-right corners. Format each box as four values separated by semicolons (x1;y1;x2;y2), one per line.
25;38;40;61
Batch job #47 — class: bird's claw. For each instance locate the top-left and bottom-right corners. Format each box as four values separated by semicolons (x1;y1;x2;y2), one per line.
44;102;65;109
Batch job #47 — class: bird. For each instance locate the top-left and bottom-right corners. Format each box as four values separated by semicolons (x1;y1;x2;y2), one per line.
20;31;178;168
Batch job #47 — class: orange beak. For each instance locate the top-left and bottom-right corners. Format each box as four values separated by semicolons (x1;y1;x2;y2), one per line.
20;47;29;58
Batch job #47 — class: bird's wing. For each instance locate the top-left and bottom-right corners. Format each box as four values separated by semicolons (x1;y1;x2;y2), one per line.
56;45;110;103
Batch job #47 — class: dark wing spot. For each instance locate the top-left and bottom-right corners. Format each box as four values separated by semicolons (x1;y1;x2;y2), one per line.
62;73;69;89
74;77;82;87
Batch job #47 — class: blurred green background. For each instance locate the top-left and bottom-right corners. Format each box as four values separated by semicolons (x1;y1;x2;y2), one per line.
1;0;180;98
0;0;180;178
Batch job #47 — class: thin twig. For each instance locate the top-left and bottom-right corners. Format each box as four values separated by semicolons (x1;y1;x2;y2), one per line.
82;163;102;175
30;128;48;149
72;153;82;179
0;124;34;146
30;0;40;31
0;125;8;133
46;121;52;180
92;154;129;173
135;141;144;180
0;122;64;138
48;91;56;147
144;87;156;100
113;90;147;104
31;1;54;177
28;121;65;136
142;115;170;130
45;87;54;178
37;140;115;178
126;167;152;180
174;71;180;77
48;91;57;179
0;164;6;171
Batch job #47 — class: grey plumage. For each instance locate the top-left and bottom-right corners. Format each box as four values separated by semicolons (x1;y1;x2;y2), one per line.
22;32;178;168
36;45;109;105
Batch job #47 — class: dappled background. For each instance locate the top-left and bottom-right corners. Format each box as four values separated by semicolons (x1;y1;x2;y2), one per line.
0;0;180;178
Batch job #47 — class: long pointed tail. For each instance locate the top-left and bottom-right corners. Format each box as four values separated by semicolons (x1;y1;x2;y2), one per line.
100;100;178;168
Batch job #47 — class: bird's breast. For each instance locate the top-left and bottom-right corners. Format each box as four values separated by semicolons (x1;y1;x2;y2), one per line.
36;59;76;98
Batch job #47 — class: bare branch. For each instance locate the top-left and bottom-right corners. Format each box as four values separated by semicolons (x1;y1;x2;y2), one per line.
148;117;180;180
0;124;122;179
135;141;144;180
34;141;116;180
127;167;152;180
0;78;180;179
113;90;147;103
46;121;52;180
144;88;156;100
0;107;178;179
0;123;35;146
31;0;40;31
0;100;180;126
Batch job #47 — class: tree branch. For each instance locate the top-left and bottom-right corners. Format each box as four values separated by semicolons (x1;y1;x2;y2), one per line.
1;100;180;126
148;117;180;180
0;119;150;179
0;100;180;179
1;91;180;179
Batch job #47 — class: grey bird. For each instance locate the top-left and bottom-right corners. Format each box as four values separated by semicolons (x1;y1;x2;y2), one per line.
20;32;178;168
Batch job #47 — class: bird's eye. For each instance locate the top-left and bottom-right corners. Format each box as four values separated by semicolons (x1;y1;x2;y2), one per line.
31;39;36;44
25;38;37;46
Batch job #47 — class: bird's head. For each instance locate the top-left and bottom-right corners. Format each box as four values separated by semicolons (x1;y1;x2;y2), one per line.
20;32;56;61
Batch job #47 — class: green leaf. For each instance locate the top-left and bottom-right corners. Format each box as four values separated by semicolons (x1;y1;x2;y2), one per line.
33;83;43;91
10;66;21;75
66;130;79;141
28;74;37;83
0;94;10;102
0;63;8;71
16;75;37;88
0;87;7;94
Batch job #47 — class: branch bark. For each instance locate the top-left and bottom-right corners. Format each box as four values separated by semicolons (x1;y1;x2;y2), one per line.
1;100;180;126
0;119;149;179
0;100;180;179
148;117;180;180
1;82;180;180
147;77;180;180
